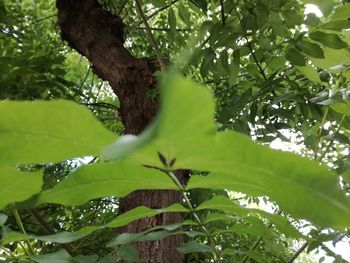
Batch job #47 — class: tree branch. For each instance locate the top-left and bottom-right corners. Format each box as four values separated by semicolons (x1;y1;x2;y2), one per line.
134;0;166;71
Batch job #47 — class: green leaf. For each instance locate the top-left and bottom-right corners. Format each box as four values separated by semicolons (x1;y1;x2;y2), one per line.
332;103;350;116
0;167;42;209
178;4;191;27
285;47;306;66
296;64;321;83
36;161;178;206
177;241;213;254
116;246;139;262
320;20;350;31
310;47;350;70
329;3;350;20
196;196;302;238
186;131;350;228
31;250;71;263
0;100;116;166
1;204;189;245
309;31;348;49
296;40;325;58
168;8;176;32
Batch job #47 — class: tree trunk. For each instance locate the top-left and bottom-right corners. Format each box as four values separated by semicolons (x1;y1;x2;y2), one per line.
56;1;184;262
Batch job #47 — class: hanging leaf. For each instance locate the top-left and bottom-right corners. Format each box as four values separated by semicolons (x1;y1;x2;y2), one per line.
178;4;191;27
0;100;116;166
168;8;177;33
332;103;350;116
285;47;306;66
177;241;214;254
296;64;322;83
296;40;325;58
309;31;348;49
320;20;350;31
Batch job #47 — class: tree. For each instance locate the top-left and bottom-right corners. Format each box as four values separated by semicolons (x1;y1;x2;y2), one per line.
1;0;350;262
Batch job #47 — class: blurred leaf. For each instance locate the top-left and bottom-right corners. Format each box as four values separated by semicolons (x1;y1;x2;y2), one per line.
168;8;176;32
0;100;116;166
178;4;191;27
285;47;306;66
332;103;350;116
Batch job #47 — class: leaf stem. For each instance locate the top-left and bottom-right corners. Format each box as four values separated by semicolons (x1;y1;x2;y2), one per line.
165;170;220;262
314;107;329;160
13;209;35;256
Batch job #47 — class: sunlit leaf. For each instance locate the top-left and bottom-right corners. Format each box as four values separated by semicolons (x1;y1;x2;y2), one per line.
309;31;348;49
36;161;178;206
0;167;42;209
0;100;116;165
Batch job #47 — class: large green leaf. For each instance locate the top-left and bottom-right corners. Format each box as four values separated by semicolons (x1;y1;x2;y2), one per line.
0;100;116;165
102;74;350;229
36;161;178;206
0;166;42;209
1;204;189;245
196;196;301;238
187;132;350;228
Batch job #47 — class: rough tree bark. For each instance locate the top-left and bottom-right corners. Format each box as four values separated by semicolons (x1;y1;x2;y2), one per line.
56;0;184;262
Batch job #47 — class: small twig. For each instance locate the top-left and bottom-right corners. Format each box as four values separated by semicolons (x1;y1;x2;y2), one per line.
220;0;225;25
314;107;329;160
134;0;166;71
81;102;119;111
136;26;190;32
285;242;308;263
78;64;91;92
13;209;34;256
147;0;180;20
32;14;56;24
